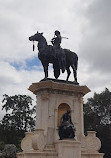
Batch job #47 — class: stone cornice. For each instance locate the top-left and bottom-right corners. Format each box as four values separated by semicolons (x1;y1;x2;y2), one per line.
28;80;90;96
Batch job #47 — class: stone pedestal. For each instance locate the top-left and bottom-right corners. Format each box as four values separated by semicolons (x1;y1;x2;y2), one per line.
28;80;90;142
55;140;81;158
17;80;104;158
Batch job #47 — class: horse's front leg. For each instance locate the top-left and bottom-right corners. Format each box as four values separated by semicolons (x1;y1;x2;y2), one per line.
43;65;48;78
66;67;71;81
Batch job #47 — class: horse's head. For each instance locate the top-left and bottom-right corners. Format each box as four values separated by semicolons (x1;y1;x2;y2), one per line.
29;31;43;42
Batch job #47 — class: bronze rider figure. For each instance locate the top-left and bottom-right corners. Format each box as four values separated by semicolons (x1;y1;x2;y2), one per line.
51;30;66;73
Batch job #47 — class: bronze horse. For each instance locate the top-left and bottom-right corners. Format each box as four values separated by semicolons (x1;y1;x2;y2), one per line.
29;32;78;82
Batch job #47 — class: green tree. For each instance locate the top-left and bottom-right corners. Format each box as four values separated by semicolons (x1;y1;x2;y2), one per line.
84;88;111;158
0;94;36;150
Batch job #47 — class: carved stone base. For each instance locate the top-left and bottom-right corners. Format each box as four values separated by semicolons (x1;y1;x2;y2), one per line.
17;151;57;158
17;80;104;158
17;143;57;158
82;153;104;158
55;140;81;158
81;131;104;158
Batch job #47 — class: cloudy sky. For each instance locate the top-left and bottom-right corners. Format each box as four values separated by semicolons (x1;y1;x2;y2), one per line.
0;0;111;119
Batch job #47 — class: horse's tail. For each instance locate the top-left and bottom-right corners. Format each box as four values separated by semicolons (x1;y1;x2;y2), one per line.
64;49;78;70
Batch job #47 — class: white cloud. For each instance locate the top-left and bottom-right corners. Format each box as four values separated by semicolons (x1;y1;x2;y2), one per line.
0;0;111;119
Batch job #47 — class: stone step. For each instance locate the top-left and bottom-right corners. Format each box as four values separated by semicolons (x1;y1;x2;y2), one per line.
44;145;56;152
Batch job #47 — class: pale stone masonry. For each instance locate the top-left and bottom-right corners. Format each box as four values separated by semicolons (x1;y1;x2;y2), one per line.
17;80;104;158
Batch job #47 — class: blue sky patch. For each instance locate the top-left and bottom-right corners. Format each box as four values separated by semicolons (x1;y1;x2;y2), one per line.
26;57;41;70
10;57;41;71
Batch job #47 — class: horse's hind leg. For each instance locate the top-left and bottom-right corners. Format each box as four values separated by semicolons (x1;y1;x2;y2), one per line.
72;65;77;82
74;71;77;82
43;65;48;78
66;67;71;81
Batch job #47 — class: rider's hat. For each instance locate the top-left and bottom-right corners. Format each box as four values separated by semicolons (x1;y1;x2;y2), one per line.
55;30;60;35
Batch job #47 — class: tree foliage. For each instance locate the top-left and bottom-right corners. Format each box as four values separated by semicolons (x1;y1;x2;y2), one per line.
84;88;111;158
0;94;36;151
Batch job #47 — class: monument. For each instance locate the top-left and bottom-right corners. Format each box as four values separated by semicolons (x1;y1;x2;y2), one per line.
17;31;104;158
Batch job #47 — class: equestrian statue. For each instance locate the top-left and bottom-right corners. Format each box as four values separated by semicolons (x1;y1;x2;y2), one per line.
29;31;78;82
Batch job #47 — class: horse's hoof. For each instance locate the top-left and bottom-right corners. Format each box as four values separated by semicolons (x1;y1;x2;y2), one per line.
62;70;65;73
43;77;48;80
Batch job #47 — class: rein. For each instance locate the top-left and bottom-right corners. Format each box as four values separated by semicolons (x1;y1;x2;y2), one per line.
33;41;35;51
